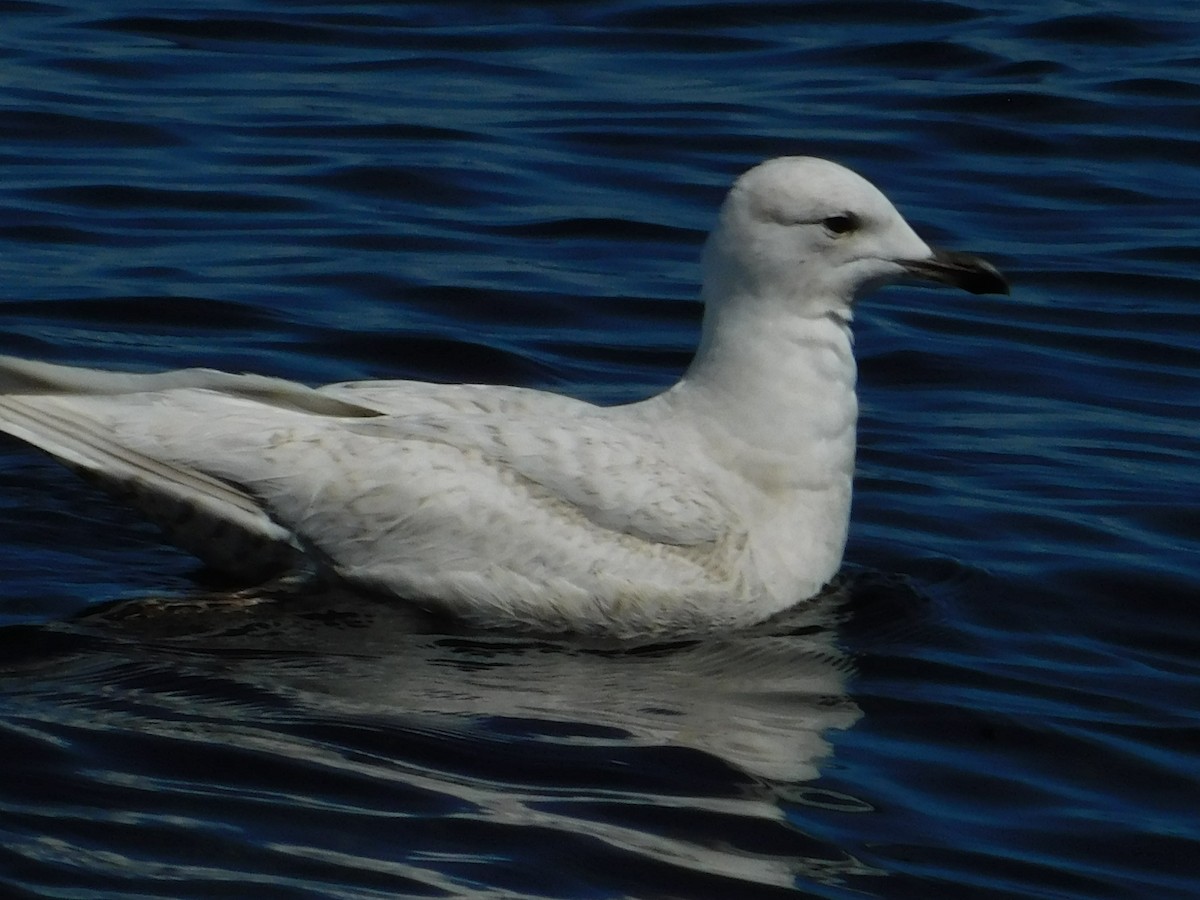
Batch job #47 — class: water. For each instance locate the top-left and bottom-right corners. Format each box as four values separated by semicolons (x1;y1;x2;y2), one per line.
0;1;1197;897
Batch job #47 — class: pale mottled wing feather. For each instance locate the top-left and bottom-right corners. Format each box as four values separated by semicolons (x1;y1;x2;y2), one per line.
343;411;730;547
322;379;733;545
320;378;733;545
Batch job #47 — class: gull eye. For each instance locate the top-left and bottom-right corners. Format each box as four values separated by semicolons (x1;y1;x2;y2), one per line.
822;213;860;236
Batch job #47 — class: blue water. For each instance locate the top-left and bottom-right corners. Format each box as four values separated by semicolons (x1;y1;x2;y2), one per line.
1;1;1197;897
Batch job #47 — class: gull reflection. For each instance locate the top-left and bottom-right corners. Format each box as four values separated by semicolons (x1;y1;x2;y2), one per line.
1;584;872;891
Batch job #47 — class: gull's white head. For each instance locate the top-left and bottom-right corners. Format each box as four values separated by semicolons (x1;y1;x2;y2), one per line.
701;157;1007;319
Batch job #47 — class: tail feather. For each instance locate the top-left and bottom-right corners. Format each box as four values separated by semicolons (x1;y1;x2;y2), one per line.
0;394;302;579
0;354;380;418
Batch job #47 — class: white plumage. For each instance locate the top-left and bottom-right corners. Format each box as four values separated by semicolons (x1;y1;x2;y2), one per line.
0;157;1007;637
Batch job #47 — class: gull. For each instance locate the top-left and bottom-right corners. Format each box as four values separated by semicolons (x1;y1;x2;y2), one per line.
0;157;1007;638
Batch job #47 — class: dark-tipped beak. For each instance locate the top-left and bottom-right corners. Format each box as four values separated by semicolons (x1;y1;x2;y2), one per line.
902;248;1009;296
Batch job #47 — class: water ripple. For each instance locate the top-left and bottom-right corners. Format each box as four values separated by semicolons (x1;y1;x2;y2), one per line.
0;0;1197;897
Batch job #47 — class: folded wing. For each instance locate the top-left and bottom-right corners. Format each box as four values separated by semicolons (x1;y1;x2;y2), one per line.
0;358;741;626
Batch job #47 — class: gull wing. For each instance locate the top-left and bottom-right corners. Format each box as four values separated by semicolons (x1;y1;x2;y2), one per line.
0;359;735;595
342;409;731;548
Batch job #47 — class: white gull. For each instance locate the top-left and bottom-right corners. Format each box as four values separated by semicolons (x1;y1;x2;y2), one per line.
0;157;1007;638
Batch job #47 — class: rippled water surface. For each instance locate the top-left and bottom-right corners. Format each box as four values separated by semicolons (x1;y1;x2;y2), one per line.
1;2;1197;897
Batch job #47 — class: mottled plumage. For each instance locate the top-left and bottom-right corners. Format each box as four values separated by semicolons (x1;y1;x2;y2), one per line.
0;158;1007;637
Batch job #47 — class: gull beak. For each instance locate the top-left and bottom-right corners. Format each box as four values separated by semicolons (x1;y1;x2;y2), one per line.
902;248;1009;296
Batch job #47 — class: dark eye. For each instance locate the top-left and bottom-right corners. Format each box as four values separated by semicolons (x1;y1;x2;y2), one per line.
822;213;860;235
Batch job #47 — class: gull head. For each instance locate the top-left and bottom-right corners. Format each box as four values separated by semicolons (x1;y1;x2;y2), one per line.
701;157;1008;319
